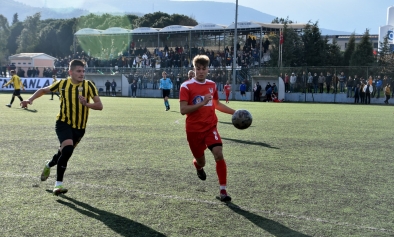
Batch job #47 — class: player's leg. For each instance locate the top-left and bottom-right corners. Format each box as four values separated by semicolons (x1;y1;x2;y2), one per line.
187;132;206;180
207;127;231;202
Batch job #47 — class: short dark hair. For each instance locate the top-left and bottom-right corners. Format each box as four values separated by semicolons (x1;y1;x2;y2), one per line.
10;70;15;74
69;59;85;70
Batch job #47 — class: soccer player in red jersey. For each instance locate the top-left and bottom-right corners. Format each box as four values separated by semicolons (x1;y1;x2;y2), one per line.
223;81;231;103
179;55;235;202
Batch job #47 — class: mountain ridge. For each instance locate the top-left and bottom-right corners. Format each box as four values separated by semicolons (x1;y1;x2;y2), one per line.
2;0;351;35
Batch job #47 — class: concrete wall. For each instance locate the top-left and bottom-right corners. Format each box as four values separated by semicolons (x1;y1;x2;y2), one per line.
284;92;388;104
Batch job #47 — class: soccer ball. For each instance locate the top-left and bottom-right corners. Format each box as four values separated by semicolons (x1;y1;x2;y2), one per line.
232;109;252;130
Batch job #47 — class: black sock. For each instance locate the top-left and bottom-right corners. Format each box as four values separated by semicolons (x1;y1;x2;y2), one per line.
48;150;61;167
18;96;23;101
10;97;14;105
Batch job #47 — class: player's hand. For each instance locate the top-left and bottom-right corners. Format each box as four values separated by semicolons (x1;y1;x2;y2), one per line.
203;93;212;105
78;95;87;106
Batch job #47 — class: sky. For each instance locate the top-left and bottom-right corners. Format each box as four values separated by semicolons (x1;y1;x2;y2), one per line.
182;0;394;34
14;0;394;34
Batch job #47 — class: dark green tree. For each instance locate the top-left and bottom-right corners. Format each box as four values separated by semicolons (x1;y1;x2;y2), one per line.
326;37;343;66
377;35;394;76
350;29;374;66
7;21;23;55
12;13;19;25
343;32;356;66
301;21;327;66
17;12;41;53
0;15;10;64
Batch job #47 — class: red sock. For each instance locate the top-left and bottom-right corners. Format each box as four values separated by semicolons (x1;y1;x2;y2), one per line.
216;159;227;186
193;158;202;170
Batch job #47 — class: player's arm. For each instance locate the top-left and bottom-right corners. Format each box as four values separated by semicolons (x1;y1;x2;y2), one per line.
20;86;52;107
2;79;12;87
79;95;103;110
180;94;211;115
214;99;235;115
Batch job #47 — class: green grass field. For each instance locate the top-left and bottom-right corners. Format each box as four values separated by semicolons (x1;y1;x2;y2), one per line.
0;93;393;237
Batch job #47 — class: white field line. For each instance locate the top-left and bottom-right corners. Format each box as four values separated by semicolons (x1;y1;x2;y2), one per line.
1;171;393;234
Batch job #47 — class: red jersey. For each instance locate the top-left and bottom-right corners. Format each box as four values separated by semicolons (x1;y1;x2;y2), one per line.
179;79;218;132
224;84;231;94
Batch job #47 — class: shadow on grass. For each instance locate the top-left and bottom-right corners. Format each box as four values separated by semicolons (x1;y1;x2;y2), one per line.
226;203;311;237
56;195;166;237
221;137;279;149
218;121;233;125
18;108;38;113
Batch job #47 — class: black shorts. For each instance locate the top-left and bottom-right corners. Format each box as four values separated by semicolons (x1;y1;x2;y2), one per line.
55;121;85;148
13;89;21;96
162;89;171;98
240;91;245;95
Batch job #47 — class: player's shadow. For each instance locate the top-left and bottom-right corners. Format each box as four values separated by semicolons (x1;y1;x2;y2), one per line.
221;137;279;149
20;108;38;113
225;203;311;237
218;121;233;125
56;195;166;237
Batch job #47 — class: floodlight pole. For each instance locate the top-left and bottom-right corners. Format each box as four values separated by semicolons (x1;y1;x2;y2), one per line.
231;0;238;100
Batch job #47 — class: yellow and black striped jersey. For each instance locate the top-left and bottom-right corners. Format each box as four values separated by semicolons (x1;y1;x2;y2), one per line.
4;75;24;90
50;78;98;129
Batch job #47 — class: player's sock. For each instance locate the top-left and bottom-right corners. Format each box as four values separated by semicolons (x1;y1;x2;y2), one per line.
55;181;63;187
216;159;227;186
48;150;61;167
164;101;168;107
18;96;23;101
10;97;14;105
193;158;203;170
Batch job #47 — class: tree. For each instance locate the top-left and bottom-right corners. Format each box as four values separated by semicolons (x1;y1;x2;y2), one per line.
343;33;356;66
326;37;343;66
12;13;19;26
350;29;374;66
0;15;10;64
7;21;23;55
301;21;327;66
377;35;394;77
17;12;41;53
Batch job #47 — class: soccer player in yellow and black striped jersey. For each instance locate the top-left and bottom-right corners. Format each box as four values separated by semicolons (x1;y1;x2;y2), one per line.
21;59;103;195
2;70;25;108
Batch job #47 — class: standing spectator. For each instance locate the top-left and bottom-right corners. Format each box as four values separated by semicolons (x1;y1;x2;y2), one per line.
318;72;325;93
35;67;40;77
272;82;278;97
105;80;111;96
360;78;366;103
111;79;117;96
265;82;272;102
346;76;354;98
176;74;182;90
332;74;338;94
284;73;289;93
375;76;382;98
354;84;360;103
2;70;25;108
312;73;318;93
384;84;391;104
253;82;262;101
239;81;247;101
142;74;148;89
289;72;297;93
159;71;173;111
131;80;137;98
339;72;346;93
363;77;373;104
326;72;332;93
21;59;103;196
307;72;313;93
301;71;307;93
